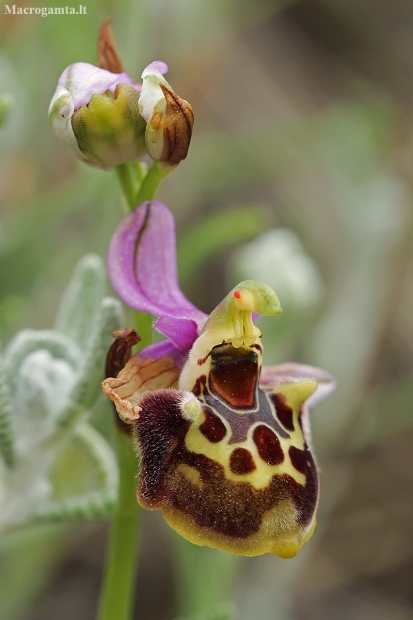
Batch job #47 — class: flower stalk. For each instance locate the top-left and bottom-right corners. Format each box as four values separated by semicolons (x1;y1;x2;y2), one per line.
98;329;143;620
115;162;144;212
135;161;172;204
97;429;141;620
115;160;171;212
98;178;156;620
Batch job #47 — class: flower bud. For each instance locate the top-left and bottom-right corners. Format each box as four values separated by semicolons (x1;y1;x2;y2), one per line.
139;64;194;167
70;83;147;168
48;63;147;169
49;60;193;169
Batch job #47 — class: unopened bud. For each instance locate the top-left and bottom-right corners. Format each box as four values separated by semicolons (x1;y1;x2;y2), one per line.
49;23;193;169
140;65;194;167
71;83;147;168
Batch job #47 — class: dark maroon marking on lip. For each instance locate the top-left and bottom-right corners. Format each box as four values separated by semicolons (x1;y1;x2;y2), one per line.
209;344;258;409
253;425;284;465
298;404;309;450
199;406;227;443
136;388;319;539
192;374;206;397
251;344;263;353
229;448;256;475
197;351;212;365
289;445;312;474
203;388;290;444
271;393;294;431
289;445;318;526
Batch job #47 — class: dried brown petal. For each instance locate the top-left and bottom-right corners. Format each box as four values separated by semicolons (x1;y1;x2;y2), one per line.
105;327;141;379
102;353;181;424
98;18;124;74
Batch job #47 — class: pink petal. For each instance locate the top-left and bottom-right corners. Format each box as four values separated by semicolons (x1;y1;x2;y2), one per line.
139;339;188;368
57;62;140;110
108;201;207;338
142;61;168;76
154;316;200;350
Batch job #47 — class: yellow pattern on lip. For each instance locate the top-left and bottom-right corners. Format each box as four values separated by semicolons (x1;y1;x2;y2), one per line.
183;379;316;491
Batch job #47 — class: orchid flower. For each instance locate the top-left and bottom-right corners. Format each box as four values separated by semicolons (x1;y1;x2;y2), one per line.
48;60;193;169
102;202;335;558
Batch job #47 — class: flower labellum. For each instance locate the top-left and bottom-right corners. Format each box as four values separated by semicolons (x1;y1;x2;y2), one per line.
102;201;335;558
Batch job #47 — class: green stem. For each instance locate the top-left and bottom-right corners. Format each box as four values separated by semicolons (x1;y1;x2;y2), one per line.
103;159;165;620
97;429;141;620
97;312;153;620
116;162;147;211
135;161;172;203
115;163;138;210
135;309;153;349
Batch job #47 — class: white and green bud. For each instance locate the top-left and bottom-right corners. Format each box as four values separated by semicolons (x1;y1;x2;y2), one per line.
49;60;193;169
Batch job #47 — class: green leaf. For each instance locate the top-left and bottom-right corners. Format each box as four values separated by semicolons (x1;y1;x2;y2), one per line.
35;423;118;522
3;330;80;398
57;297;123;428
55;253;107;351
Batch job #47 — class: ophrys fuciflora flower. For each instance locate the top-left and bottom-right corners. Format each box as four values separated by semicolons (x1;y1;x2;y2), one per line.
103;202;335;558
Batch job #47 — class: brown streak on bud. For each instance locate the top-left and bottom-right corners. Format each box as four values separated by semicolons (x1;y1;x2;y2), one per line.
98;18;124;74
159;83;194;165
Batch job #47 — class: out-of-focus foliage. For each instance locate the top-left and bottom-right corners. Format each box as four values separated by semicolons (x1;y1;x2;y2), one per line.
1;0;413;619
0;254;121;534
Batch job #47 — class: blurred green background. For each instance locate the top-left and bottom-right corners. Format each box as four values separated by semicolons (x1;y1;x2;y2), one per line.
1;0;413;618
